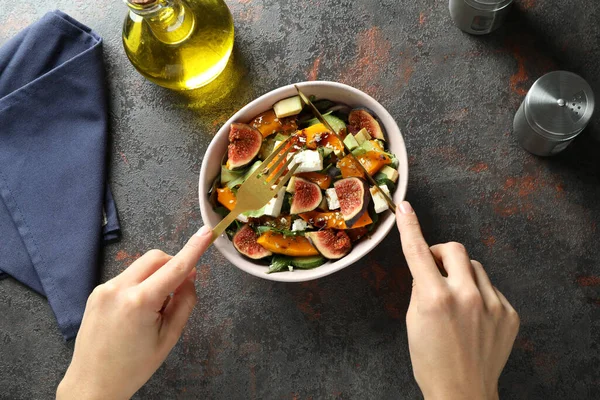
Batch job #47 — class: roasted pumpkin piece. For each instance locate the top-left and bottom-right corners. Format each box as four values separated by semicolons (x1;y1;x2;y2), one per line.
301;123;329;148
295;172;332;190
351;212;373;228
256;231;319;256
256;215;292;230
359;151;391;175
347;227;369;242
337;151;391;178
369;140;384;151
298;123;345;154
217;187;237;211
337;155;363;178
250;110;298;138
321;133;345;155
298;210;372;230
299;211;346;229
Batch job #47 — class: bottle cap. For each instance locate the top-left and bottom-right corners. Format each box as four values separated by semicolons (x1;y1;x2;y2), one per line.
525;71;595;138
128;0;157;5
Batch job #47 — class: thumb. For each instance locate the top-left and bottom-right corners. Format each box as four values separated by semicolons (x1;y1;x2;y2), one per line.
140;225;212;304
160;269;198;348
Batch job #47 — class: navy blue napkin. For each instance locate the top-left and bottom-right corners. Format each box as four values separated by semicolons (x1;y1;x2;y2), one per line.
0;10;120;340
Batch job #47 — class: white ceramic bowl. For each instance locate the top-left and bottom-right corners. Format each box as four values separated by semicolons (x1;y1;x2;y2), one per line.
199;81;408;282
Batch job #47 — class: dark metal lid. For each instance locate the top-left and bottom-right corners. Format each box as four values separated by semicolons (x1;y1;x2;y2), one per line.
524;71;595;137
465;0;513;11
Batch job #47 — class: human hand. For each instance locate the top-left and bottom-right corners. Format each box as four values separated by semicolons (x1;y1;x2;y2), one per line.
56;225;213;400
396;202;519;400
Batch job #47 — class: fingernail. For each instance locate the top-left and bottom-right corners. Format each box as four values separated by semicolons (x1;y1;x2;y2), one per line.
399;201;414;214
196;225;212;237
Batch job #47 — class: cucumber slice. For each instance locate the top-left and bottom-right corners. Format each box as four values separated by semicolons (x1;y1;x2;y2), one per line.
226;160;261;189
273;133;290;142
258;137;277;160
304;111;332;127
351;140;378;156
319;147;334;158
243;205;267;218
324;114;346;134
220;165;244;184
290;255;327;269
305;114;346;134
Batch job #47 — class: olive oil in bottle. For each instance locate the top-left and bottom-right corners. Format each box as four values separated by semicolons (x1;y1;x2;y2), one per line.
122;0;234;90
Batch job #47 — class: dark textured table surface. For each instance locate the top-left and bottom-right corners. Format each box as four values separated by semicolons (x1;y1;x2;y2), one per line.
2;0;600;399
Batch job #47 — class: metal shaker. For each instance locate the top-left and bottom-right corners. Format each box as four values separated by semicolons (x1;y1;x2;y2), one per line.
449;0;513;35
513;71;595;156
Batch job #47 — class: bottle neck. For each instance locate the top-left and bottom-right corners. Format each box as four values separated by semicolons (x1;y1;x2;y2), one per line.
127;0;195;44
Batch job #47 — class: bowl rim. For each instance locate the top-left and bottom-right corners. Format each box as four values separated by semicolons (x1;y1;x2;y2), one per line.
199;81;408;282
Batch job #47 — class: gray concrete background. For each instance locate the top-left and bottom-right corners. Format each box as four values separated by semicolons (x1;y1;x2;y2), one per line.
2;0;600;398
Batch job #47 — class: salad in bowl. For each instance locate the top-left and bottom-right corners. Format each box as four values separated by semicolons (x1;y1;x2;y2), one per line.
207;90;402;274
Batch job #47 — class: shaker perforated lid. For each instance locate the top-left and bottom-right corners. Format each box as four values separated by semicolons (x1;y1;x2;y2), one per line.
524;71;595;137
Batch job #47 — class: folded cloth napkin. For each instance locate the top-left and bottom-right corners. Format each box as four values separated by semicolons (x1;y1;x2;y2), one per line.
0;10;120;340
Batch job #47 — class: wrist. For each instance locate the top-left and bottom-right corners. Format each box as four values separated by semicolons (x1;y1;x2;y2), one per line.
488;389;500;400
423;384;494;400
56;372;105;400
425;390;498;400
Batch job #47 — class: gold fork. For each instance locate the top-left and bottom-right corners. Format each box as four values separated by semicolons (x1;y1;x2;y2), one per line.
210;137;299;242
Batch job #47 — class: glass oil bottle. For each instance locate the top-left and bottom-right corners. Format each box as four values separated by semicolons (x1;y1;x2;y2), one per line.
123;0;234;90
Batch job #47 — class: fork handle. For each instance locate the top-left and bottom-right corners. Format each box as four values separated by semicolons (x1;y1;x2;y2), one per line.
210;210;240;244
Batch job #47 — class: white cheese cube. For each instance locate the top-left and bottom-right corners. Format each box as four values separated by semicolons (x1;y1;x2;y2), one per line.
370;185;391;214
263;187;286;217
289;150;323;173
292;219;309;232
325;188;340;210
236;214;249;223
379;165;399;183
273;96;302;118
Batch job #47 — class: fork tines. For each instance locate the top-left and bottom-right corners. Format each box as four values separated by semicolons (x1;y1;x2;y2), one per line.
252;136;298;187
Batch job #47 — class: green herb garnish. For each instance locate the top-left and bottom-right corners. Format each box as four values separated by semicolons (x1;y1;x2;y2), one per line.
267;255;293;274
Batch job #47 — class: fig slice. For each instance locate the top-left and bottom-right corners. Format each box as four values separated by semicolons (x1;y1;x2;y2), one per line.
290;177;323;214
334;177;370;228
233;224;272;259
348;109;385;140
305;229;352;259
226;123;263;170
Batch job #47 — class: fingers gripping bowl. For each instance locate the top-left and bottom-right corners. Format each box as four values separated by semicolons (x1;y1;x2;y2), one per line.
199;81;408;282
